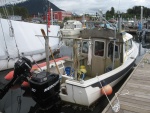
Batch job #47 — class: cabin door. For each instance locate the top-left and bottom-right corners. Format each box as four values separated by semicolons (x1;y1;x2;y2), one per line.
91;39;106;77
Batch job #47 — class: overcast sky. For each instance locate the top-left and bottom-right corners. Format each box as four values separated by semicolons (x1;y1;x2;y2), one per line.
2;0;150;14
51;0;150;14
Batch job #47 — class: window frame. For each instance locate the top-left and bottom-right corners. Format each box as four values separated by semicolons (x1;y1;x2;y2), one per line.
81;41;89;54
125;39;132;52
107;42;120;59
94;40;105;57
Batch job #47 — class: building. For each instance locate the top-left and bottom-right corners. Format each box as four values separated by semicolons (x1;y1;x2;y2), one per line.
52;11;72;22
41;11;72;22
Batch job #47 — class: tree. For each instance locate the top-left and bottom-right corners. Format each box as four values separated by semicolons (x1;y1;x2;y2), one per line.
0;6;28;19
110;7;115;15
105;6;150;20
14;6;28;19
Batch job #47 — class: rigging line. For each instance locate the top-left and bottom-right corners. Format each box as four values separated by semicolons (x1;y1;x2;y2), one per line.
2;4;12;28
2;0;13;28
2;1;20;58
30;56;43;71
13;35;20;58
118;0;121;12
10;22;20;58
0;18;9;57
2;5;7;18
36;35;45;47
2;0;9;18
4;6;13;28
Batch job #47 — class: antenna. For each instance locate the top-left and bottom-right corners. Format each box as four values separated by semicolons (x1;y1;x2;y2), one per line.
97;9;116;39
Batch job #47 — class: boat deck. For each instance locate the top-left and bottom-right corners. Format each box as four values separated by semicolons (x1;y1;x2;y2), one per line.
102;53;150;113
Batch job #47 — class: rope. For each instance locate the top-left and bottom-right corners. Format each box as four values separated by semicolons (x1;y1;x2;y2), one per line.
96;76;129;112
30;56;43;72
1;1;20;59
96;76;114;109
4;1;21;58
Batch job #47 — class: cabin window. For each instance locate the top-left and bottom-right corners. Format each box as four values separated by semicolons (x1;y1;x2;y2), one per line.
108;42;119;59
94;41;104;56
82;41;89;54
125;39;132;52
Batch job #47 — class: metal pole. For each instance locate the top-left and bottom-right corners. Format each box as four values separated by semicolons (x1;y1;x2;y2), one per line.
112;39;116;70
45;3;50;72
141;7;143;29
134;15;136;27
139;6;143;56
51;8;53;25
83;13;85;27
118;15;121;32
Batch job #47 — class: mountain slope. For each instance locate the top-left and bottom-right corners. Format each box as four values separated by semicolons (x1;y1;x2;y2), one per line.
16;0;63;15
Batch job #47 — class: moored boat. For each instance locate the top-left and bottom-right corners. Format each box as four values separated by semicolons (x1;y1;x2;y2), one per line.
0;18;60;71
60;20;83;36
2;27;138;111
58;27;138;106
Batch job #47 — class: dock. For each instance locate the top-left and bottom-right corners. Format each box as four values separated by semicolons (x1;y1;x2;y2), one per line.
102;53;150;113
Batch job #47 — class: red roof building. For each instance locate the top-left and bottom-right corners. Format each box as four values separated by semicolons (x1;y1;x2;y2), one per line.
53;11;72;21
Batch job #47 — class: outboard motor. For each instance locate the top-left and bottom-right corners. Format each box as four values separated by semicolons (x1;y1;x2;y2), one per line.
29;71;61;111
0;57;61;112
0;57;32;99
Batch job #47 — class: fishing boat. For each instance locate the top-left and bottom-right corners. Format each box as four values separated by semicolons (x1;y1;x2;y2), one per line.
2;11;138;110
60;20;83;36
4;27;139;106
0;18;60;71
57;27;138;107
3;27;138;110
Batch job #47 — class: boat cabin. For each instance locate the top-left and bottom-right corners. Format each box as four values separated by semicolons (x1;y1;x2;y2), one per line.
63;20;82;29
78;28;133;77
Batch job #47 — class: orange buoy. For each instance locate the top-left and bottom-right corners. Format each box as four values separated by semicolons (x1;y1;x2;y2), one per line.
101;84;113;95
21;81;30;87
5;71;14;80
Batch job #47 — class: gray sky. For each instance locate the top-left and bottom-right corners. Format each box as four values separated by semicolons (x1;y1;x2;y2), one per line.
2;0;150;14
50;0;150;14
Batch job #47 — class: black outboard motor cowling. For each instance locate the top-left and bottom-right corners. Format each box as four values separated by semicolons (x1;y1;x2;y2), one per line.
29;71;60;109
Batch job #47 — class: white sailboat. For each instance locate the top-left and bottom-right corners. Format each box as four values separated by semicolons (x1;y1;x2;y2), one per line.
0;18;60;71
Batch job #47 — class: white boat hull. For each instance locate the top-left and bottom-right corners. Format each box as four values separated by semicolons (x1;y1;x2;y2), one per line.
0;18;60;71
59;41;138;106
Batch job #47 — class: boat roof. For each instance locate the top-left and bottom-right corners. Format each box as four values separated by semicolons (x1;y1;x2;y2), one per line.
66;20;82;24
79;28;128;42
123;32;133;42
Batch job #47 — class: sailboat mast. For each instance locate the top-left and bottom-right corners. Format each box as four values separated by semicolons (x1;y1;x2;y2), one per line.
45;1;50;72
